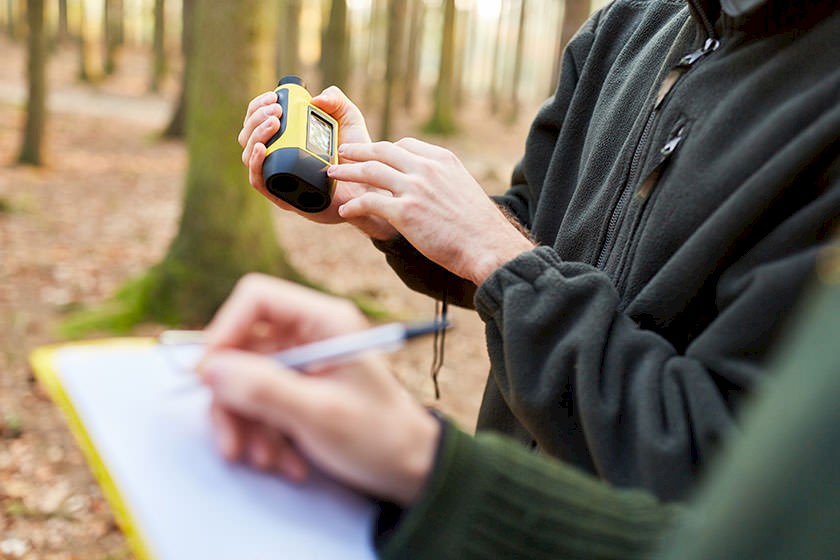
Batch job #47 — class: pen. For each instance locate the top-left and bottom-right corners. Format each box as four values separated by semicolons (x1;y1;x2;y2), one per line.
159;320;450;372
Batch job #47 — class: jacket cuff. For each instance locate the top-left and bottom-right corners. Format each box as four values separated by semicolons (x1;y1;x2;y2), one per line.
474;246;566;314
370;235;478;308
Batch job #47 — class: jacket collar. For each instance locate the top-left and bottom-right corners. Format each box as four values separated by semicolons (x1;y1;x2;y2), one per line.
692;0;770;22
694;0;837;36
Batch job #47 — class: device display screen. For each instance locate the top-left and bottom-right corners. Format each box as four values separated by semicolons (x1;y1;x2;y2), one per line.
307;110;334;161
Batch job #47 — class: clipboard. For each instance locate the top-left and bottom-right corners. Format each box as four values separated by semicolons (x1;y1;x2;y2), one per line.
29;339;376;560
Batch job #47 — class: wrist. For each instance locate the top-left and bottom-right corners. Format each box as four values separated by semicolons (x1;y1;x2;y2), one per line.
469;231;536;286
390;407;443;507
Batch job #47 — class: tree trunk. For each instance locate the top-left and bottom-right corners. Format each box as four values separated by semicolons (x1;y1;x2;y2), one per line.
320;0;349;92
6;0;25;39
78;0;108;81
144;0;301;326
362;0;385;108
149;0;166;92
402;0;424;113
162;0;194;138
489;0;507;115
508;0;527;123
57;0;69;41
452;2;470;108
18;0;48;165
380;0;406;140
550;0;590;94
424;0;457;135
276;0;302;78
103;0;124;75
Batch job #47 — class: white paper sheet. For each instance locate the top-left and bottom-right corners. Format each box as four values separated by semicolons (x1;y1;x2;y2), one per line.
54;343;377;560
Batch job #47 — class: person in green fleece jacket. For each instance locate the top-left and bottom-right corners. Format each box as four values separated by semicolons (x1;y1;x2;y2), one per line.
196;251;840;559
239;0;839;500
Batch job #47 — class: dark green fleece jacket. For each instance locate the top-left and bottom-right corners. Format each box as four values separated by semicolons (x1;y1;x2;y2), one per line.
375;0;840;500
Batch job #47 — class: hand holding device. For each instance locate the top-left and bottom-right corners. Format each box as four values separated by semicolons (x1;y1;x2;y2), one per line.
239;83;399;239
262;76;339;213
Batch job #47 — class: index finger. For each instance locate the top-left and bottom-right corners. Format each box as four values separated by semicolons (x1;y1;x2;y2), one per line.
245;91;279;125
204;274;368;352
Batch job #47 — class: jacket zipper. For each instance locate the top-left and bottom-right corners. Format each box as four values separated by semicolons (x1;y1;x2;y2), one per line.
655;38;721;109
636;125;686;200
595;36;720;270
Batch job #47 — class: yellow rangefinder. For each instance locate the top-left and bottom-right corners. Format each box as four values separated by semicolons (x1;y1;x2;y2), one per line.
262;76;339;213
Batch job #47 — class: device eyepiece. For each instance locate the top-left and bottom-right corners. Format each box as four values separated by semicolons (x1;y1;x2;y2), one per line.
278;75;305;87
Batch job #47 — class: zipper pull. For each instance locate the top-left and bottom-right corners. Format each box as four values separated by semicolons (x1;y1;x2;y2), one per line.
637;126;686;199
660;126;685;156
655;38;720;109
678;37;721;67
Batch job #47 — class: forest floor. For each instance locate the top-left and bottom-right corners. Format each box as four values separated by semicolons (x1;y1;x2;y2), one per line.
0;35;539;559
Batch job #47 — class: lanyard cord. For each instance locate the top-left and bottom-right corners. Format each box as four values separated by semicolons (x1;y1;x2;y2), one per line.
431;285;448;400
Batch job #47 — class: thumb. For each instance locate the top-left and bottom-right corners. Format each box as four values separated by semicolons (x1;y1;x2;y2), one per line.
198;350;307;431
311;87;371;140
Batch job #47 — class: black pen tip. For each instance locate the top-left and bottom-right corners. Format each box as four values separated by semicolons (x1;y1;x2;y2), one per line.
403;320;452;339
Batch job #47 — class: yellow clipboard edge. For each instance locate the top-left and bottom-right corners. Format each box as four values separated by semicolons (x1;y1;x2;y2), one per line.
28;338;158;560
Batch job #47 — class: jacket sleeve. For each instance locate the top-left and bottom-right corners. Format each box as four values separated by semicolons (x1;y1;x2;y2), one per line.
377;420;679;560
370;11;604;309
474;206;838;500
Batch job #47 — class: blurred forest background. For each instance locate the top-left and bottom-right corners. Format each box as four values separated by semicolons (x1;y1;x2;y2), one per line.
1;0;599;557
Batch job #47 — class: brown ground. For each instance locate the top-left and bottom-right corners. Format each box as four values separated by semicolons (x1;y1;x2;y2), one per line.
0;36;537;559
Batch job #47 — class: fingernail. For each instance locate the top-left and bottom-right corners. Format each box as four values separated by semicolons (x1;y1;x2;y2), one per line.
338;144;346;155
327;165;336;175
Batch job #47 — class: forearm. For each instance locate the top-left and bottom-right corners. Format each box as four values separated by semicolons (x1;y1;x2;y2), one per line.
377;420;680;560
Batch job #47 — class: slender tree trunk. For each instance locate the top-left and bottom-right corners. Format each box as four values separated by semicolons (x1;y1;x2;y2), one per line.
18;0;48;165
103;0;124;75
452;2;470;108
550;0;590;94
424;0;457;134
508;0;527;123
489;0;507;115
276;0;302;78
7;0;25;39
145;0;301;325
78;0;101;82
149;0;166;92
162;0;193;138
320;0;349;91
362;0;385;107
57;0;69;41
5;1;12;37
402;0;424;113
380;0;406;140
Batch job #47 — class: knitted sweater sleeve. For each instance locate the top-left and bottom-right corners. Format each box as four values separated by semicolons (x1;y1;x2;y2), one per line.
377;420;679;560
